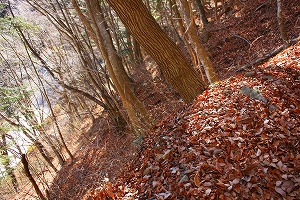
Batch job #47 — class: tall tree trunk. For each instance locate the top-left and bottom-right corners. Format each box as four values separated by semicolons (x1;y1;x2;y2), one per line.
194;0;209;25
194;0;210;42
21;154;47;200
169;0;198;67
214;0;219;20
68;37;127;127
106;0;206;102
181;0;218;83
132;37;143;64
93;5;133;86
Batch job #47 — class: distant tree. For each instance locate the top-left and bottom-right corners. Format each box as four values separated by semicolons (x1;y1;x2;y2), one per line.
0;86;58;171
0;131;19;192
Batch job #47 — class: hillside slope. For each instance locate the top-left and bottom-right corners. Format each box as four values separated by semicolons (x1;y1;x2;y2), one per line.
92;42;300;199
43;0;300;199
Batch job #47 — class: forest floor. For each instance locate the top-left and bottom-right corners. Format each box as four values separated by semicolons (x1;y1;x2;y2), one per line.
104;42;300;199
13;0;300;199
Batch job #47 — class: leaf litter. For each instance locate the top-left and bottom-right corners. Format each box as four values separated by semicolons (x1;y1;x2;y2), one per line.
92;42;300;199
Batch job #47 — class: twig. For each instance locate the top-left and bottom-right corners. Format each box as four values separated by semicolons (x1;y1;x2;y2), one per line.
249;35;264;51
232;34;251;46
255;2;268;12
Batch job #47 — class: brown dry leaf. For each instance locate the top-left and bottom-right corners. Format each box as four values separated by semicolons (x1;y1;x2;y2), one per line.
275;186;286;197
205;188;212;196
194;173;201;187
281;180;294;193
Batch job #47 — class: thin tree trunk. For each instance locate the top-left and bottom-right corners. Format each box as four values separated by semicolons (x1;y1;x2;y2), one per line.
21;154;47;200
34;140;59;171
96;5;133;85
18;27;109;111
181;0;218;83
73;0;151;133
48;103;74;161
23;44;69;166
277;0;288;44
195;0;209;25
37;127;65;166
125;30;135;62
169;0;198;67
132;37;143;64
194;0;210;42
30;60;73;161
214;0;218;20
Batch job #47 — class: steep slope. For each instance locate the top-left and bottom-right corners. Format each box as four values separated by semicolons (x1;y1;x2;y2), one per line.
93;42;300;199
43;0;300;199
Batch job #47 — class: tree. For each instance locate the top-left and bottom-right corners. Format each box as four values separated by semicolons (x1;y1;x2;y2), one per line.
105;0;206;102
72;0;151;133
0;87;59;171
25;0;131;128
0;131;19;192
180;0;218;83
276;0;288;44
21;154;47;200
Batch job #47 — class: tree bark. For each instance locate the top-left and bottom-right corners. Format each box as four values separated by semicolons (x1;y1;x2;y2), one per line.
277;0;288;44
194;0;210;42
194;0;209;25
92;4;133;85
132;37;143;64
169;0;198;67
106;0;206;102
181;0;218;83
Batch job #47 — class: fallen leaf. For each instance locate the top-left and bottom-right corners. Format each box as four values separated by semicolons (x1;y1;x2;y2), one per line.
281;180;294;193
194;173;201;187
205;188;212;196
275;186;286;197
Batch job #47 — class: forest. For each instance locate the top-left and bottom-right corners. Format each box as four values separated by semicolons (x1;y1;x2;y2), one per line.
0;0;299;199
